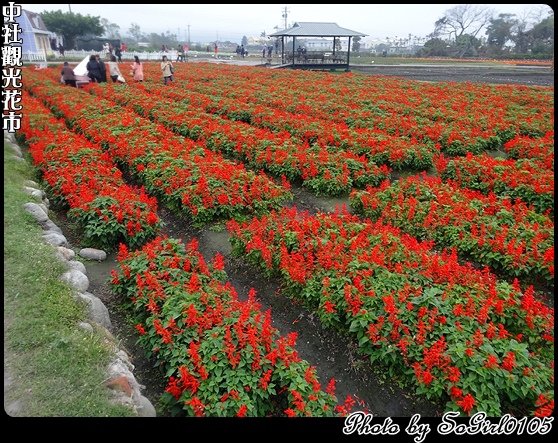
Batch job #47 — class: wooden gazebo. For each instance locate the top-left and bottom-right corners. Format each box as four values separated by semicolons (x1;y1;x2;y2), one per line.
268;22;367;71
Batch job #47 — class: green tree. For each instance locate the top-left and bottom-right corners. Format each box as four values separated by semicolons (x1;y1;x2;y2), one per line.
39;10;104;49
352;36;361;52
146;31;177;50
334;37;342;51
529;13;554;56
509;8;554;56
417;38;451;57
432;4;494;58
128;22;143;44
100;18;121;40
486;13;517;55
241;36;248;46
455;33;482;57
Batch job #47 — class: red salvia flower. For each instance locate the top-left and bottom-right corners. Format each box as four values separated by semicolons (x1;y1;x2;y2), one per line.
501;351;516;372
237;404;248;417
456;393;476;415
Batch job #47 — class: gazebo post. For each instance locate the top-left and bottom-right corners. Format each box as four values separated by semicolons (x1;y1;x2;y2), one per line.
346;36;352;72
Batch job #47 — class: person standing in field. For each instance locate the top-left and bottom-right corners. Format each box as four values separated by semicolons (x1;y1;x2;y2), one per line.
108;55;125;83
176;44;184;62
96;55;108;82
131;55;144;82
115;46;122;63
86;54;103;83
214;43;218;58
161;55;174;85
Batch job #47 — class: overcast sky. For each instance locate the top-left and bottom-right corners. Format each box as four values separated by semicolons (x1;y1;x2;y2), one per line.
18;3;553;43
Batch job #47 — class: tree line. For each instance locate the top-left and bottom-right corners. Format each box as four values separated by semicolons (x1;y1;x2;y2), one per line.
39;4;553;59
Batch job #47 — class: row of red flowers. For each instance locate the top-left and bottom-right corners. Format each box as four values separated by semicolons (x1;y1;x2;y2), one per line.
349;173;554;288
22;68;292;226
434;152;554;217
18;88;161;250
133;75;437;173
226;206;554;416
165;63;552;156
109;236;355;417
83;77;392;196
503;130;554;168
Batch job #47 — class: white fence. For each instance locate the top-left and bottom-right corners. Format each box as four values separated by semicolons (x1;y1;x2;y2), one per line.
59;49;175;61
21;49;47;63
20;49;241;64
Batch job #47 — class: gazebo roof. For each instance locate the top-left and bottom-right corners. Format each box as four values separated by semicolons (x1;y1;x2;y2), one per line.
269;22;366;38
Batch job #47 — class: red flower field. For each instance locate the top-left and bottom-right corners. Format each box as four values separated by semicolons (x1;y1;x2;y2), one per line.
16;60;553;417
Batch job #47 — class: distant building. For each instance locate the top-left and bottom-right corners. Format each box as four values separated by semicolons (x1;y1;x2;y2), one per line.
300;37;332;51
361;37;425;54
247;36;269;46
14;9;57;56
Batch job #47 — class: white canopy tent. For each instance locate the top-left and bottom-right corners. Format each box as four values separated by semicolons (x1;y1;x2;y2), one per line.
73;55;89;76
72;55;91;86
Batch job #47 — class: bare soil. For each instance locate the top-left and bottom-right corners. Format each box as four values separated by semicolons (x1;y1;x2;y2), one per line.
350;63;554;87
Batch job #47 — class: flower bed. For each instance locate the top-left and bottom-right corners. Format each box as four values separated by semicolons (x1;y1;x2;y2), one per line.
18;62;554;418
86;78;392;195
227;206;554;416
18;89;161;250
22;69;292;225
109;236;355;417
349;173;554;287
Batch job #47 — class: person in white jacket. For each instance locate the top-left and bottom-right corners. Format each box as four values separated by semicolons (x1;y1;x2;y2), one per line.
107;55;125;83
160;55;174;85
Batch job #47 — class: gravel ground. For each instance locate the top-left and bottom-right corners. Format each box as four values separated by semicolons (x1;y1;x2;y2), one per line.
204;57;554;87
350;63;554;87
